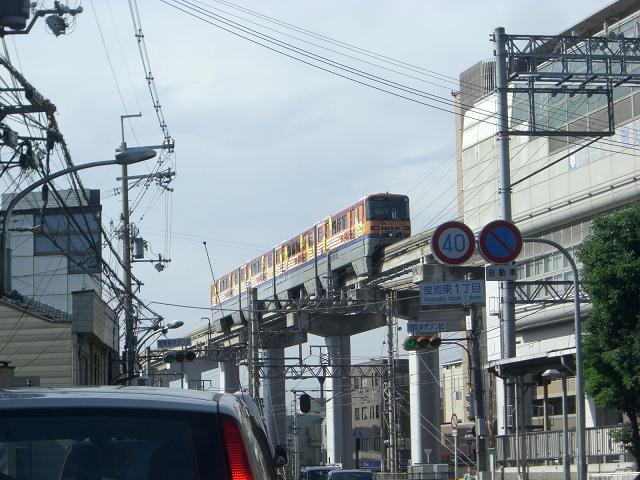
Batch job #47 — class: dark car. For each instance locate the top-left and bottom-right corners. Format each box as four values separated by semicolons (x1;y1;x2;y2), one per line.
299;466;340;480
328;470;375;480
0;386;286;480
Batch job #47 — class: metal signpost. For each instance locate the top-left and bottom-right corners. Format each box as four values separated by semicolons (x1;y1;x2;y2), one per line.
451;413;459;480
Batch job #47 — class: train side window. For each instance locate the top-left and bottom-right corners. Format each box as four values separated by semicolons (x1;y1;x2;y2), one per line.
276;250;281;264
317;227;324;242
308;233;313;247
267;254;273;268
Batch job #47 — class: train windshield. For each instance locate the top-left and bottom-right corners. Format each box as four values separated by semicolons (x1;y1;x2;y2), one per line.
365;196;409;221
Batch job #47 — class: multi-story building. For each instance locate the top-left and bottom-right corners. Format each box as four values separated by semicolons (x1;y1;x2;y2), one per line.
2;188;102;313
456;0;638;471
0;188;117;386
349;359;410;470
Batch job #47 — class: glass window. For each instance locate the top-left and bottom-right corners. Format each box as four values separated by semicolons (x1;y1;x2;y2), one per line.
34;212;101;274
0;408;225;480
355;408;360;420
365;196;410;221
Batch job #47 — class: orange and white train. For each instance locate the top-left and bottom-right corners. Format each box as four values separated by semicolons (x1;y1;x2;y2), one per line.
210;193;410;330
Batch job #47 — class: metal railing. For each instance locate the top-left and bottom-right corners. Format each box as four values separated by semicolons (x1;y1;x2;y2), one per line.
496;425;628;465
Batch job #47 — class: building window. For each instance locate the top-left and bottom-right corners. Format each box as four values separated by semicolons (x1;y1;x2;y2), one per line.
375;405;380;418
34;212;102;274
361;407;368;420
370;406;374;418
355;408;360;420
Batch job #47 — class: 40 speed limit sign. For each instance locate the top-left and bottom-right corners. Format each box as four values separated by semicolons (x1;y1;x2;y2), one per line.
431;221;475;265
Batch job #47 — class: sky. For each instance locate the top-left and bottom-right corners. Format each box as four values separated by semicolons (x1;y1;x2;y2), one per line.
5;0;612;379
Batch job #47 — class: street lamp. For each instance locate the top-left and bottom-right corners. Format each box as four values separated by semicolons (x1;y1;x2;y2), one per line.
136;320;184;354
543;368;570;480
0;147;156;294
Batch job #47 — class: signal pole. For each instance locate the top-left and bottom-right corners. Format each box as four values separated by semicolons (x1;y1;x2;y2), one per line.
469;302;488;479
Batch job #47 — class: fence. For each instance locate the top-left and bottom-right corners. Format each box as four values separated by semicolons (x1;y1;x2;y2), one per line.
496;425;628;465
587;473;640;480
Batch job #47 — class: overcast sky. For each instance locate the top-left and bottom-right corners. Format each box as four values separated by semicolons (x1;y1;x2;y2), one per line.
8;0;611;375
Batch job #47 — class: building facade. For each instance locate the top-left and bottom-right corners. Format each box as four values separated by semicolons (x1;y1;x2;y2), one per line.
456;0;638;469
2;189;102;313
349;359;410;470
0;289;118;386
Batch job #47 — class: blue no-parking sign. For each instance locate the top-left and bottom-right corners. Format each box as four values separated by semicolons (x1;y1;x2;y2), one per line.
478;220;522;264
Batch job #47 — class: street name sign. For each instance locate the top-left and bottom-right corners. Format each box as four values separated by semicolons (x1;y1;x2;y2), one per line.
431;221;475;265
420;280;484;305
157;337;192;349
485;263;517;281
478;220;522;264
407;321;447;334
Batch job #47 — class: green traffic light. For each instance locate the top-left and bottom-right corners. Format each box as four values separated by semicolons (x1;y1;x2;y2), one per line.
403;337;418;350
163;354;175;364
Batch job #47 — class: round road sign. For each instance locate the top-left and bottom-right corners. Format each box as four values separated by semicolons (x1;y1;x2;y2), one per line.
431;221;475;265
478;220;523;264
451;413;459;430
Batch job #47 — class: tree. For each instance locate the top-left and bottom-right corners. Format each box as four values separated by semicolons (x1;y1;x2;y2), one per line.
578;203;640;469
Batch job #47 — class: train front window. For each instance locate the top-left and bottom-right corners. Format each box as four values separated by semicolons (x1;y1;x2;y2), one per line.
365;197;409;221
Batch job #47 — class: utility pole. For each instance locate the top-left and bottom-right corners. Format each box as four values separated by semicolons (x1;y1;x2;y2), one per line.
386;313;397;473
120;113;141;383
469;302;488;480
493;27;517;435
249;287;261;401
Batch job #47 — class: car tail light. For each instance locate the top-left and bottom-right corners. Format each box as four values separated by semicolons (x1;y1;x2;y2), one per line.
221;415;254;480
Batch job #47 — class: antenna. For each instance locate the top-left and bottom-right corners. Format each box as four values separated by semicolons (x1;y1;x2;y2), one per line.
203;241;215;282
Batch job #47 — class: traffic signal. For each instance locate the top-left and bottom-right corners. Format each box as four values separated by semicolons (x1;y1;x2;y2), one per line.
402;335;442;351
465;392;475;421
299;393;311;413
163;350;197;364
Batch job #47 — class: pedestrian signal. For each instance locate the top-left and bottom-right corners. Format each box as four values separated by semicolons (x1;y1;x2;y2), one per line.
465;392;475;421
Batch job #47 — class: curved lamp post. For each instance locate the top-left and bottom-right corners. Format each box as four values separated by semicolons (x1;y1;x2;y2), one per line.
136;320;184;354
1;146;156;294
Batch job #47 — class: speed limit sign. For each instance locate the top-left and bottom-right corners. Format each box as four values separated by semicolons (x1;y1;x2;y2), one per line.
431;221;475;265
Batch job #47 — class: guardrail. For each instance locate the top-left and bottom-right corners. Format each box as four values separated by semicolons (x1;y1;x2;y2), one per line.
496;425;628;465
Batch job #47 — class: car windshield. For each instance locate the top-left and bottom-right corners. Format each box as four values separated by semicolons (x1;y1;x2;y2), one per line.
330;472;374;480
0;408;226;480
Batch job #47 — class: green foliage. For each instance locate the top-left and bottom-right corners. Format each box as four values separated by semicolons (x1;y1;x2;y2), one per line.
577;203;640;414
610;424;634;456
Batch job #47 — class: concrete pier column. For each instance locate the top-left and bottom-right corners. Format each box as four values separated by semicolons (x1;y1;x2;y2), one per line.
325;334;354;468
219;361;240;393
409;350;441;464
263;348;287;448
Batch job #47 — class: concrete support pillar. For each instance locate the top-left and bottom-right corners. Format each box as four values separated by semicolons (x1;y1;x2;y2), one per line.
325;334;354;468
220;361;240;393
263;348;287;448
409;350;441;464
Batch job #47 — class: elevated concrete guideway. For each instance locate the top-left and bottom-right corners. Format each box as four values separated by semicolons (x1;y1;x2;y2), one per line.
165;227;481;467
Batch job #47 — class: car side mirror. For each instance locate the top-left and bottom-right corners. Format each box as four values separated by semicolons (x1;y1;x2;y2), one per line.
274;445;288;467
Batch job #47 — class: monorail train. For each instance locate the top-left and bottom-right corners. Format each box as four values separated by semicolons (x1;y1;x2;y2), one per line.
210;193;410;330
